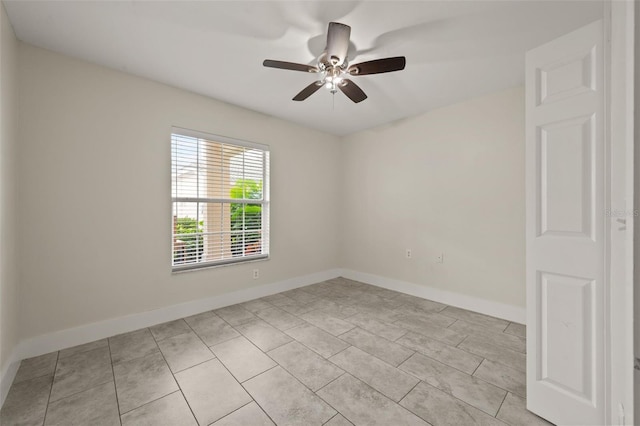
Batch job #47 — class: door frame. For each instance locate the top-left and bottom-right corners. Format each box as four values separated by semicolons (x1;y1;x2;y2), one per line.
606;0;634;424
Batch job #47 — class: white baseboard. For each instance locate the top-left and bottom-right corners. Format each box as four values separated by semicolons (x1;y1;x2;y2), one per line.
9;268;342;371
0;355;19;408
342;269;526;324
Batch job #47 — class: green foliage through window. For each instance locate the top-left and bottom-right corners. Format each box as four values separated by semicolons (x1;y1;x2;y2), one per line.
230;179;263;256
173;217;204;263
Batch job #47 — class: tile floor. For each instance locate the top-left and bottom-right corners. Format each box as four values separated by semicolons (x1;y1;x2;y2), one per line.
0;277;553;426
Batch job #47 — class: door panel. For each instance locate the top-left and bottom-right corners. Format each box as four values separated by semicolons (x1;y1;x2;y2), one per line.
526;19;604;425
538;272;593;400
537;47;596;106
538;115;594;238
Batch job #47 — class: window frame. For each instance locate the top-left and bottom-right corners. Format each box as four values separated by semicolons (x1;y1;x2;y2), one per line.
170;126;270;272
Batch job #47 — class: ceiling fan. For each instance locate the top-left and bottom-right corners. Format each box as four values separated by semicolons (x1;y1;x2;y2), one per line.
263;22;406;103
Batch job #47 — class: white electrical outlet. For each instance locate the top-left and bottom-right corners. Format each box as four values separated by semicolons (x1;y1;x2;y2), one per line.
406;249;412;259
253;269;259;279
436;253;444;263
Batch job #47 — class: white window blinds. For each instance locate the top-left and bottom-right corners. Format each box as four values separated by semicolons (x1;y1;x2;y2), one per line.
171;128;269;271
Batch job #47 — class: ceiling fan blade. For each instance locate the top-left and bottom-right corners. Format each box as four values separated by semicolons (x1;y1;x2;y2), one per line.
263;59;319;73
348;56;406;76
338;79;367;103
325;22;351;66
292;81;323;101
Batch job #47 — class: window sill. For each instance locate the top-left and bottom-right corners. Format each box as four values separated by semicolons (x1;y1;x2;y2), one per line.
171;254;270;274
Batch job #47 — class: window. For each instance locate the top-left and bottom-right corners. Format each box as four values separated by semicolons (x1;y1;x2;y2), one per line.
171;127;269;271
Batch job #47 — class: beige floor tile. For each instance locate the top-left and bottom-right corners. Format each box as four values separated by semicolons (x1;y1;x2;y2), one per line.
400;381;507;426
0;375;52;426
458;336;526;372
12;352;58;384
349;303;399;323
340;327;414;366
121;391;197;426
210;336;276;382
474;359;526;397
317;374;427;426
329;346;419;402
440;306;509;332
157;331;214;373
244;366;336;426
45;381;119;426
394;316;466;346
285;323;349;358
393;294;447;312
149;319;192;341
399;352;506;416
50;346;112;402
175;359;251;425
504;322;526;338
280;289;320;304
267;341;344;391
254;306;305;331
234;318;292;352
261;294;296;306
109;328;159;364
300;310;356;336
397;331;482;374
395;305;456;325
278;299;316;316
364;296;406;311
367;286;404;301
306;299;359;319
300;284;334;298
59;339;108;359
448;320;526;353
395;311;456;329
214;304;256;326
324;413;354;426
240;298;276;313
185;311;240;346
113;352;178;414
344;313;408;341
212;402;274;426
497;393;553;426
261;291;291;300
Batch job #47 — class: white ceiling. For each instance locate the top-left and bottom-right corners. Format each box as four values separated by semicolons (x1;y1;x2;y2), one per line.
4;1;602;136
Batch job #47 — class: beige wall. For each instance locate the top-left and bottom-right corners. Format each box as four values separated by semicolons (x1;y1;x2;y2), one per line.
340;87;526;307
0;3;18;377
13;41;527;343
16;44;341;339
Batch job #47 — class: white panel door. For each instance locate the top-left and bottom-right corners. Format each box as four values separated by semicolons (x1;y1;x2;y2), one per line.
525;20;604;425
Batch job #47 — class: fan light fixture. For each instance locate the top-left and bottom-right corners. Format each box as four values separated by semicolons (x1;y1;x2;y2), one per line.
322;65;345;93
